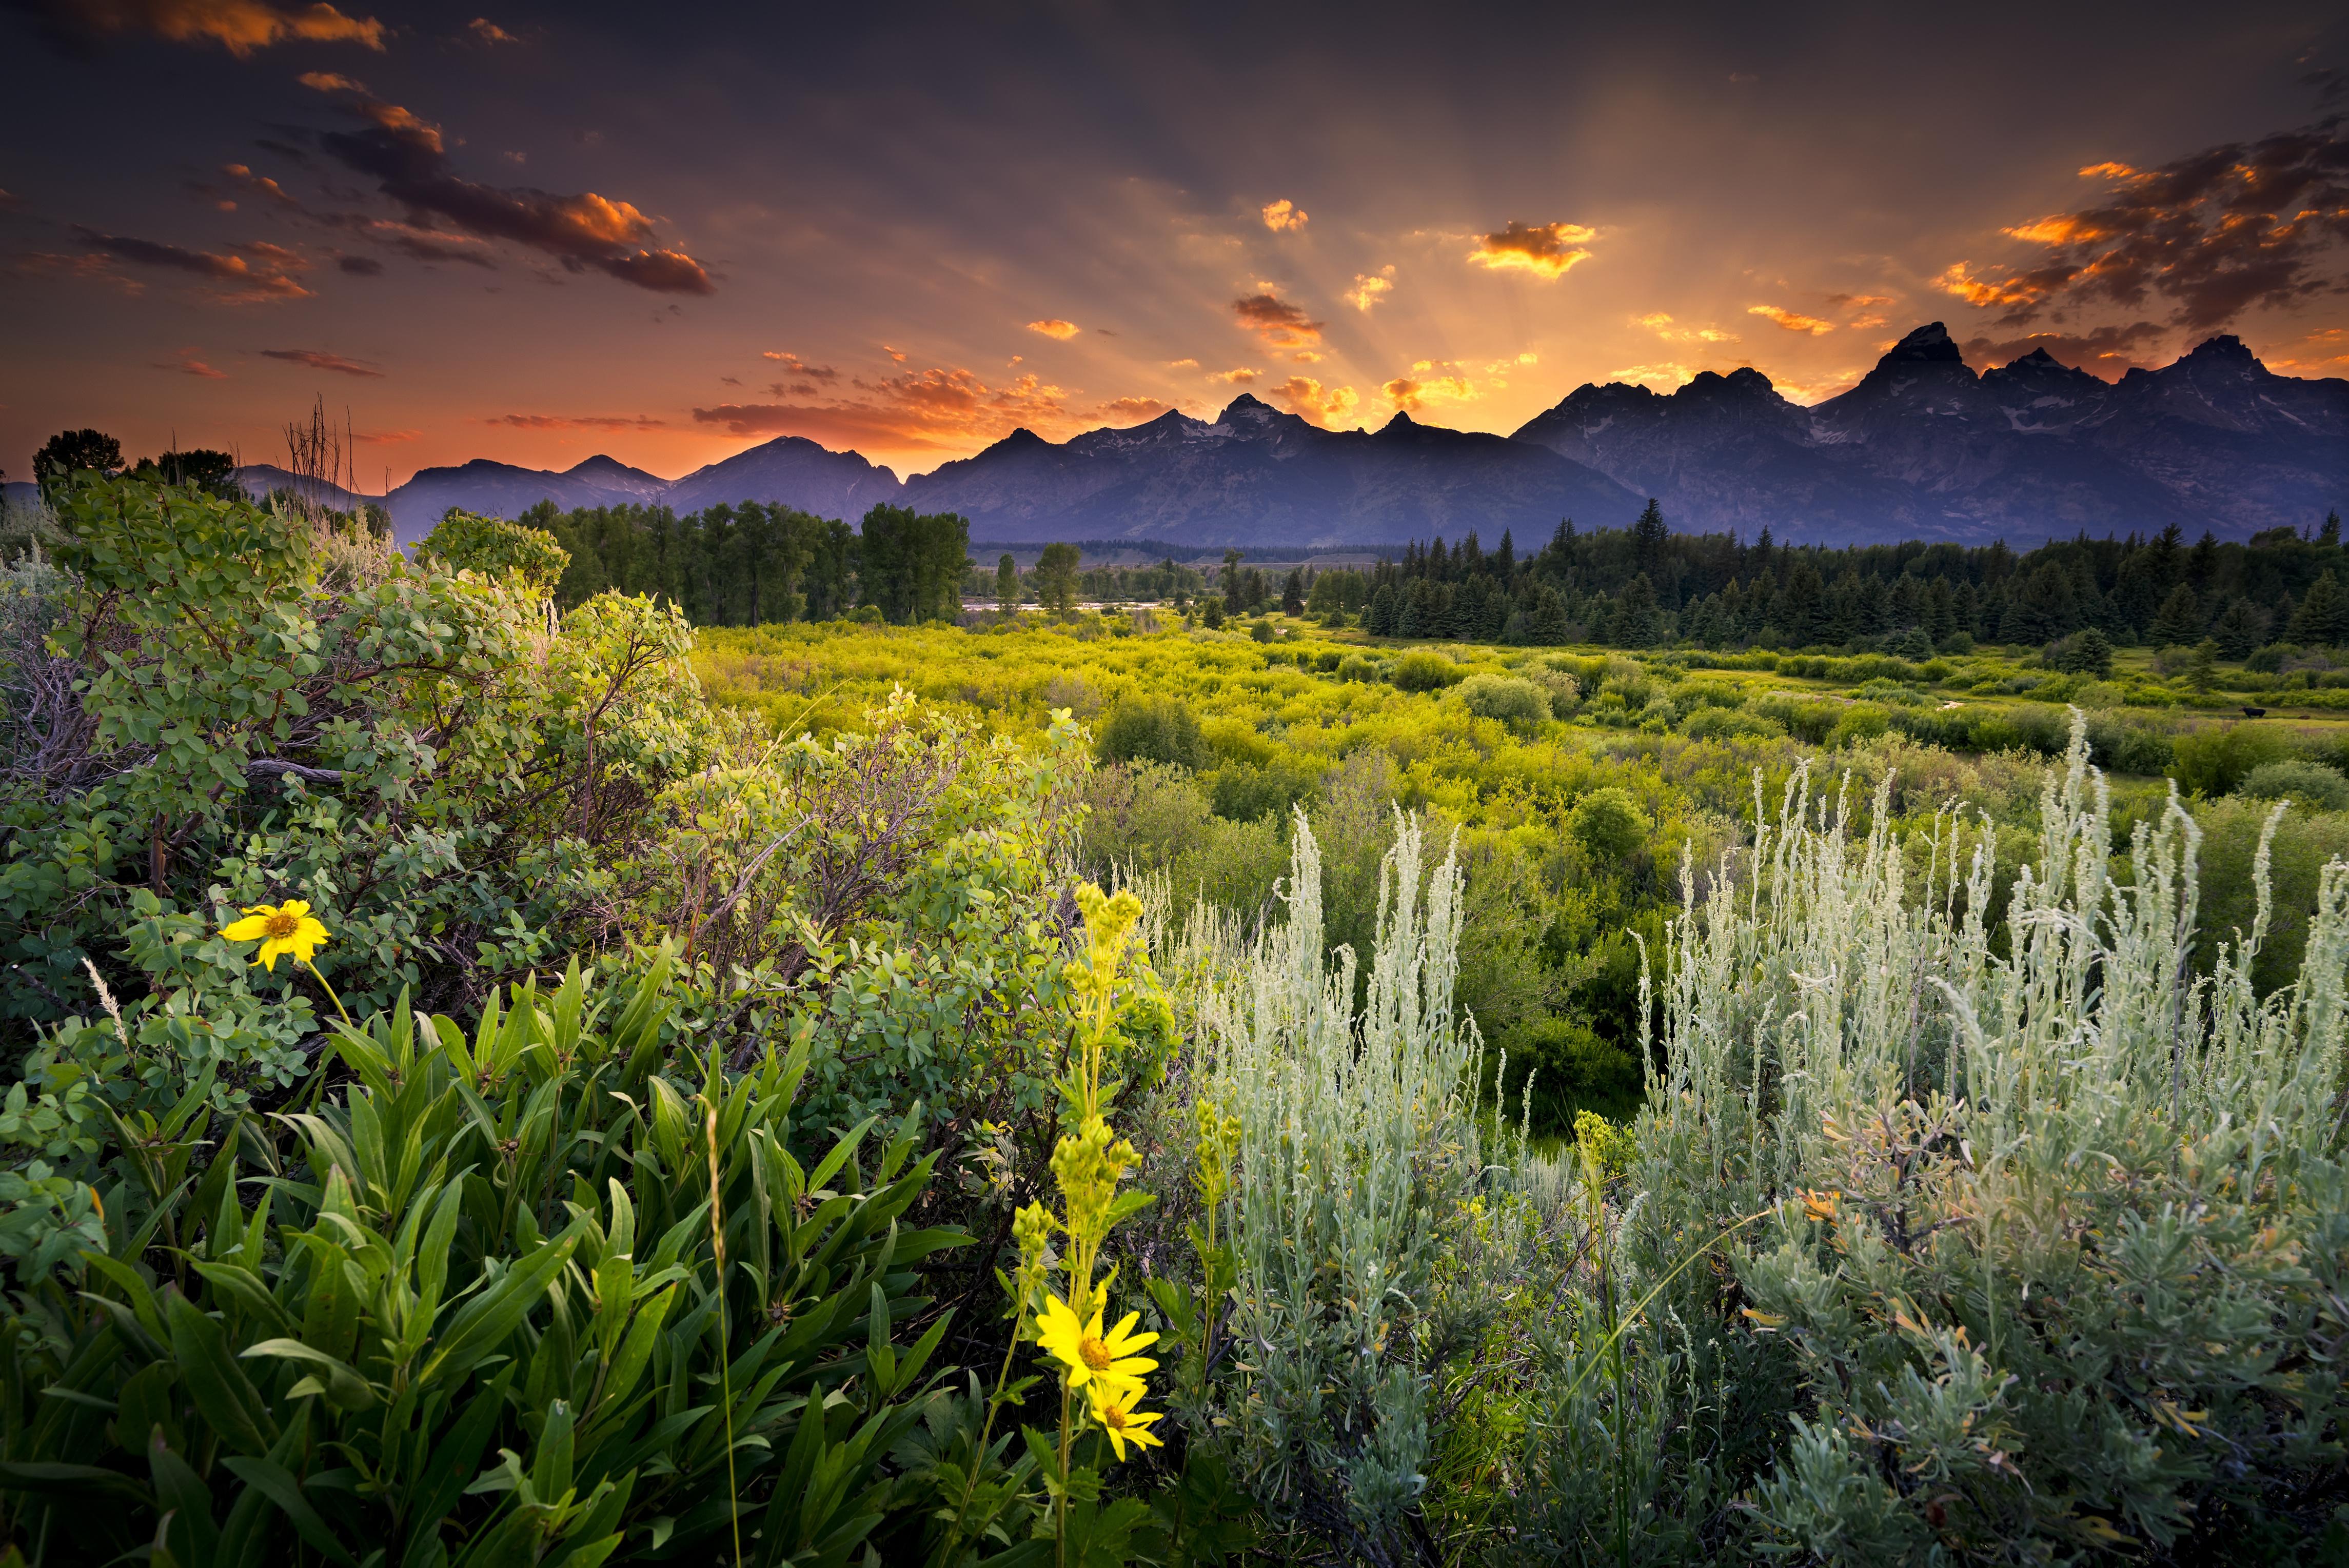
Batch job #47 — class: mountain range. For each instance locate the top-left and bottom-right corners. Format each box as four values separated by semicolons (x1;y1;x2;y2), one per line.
227;324;2345;548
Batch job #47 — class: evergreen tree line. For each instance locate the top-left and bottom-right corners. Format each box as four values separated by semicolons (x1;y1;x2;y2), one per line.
525;499;970;626
1360;500;2349;654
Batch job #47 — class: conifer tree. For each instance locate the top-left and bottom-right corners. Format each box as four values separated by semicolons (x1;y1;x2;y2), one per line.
2210;597;2265;658
996;553;1020;615
2148;582;2203;647
2287;568;2348;646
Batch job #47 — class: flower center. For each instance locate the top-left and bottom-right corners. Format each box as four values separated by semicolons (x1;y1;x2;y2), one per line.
1101;1403;1131;1430
263;912;299;940
1079;1336;1114;1372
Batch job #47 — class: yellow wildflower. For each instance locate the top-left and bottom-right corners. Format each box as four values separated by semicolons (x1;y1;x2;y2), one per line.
221;900;329;971
1034;1293;1157;1398
1089;1390;1164;1462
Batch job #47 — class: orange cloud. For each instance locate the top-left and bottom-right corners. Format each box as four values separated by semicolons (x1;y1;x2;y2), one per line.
466;16;518;43
1747;304;1834;334
59;0;385;55
1346;266;1395;311
153;347;226;378
1261;199;1308;232
488;413;668;430
303;74;714;294
1850;314;1887;328
353;428;419;443
1026;317;1080;339
1165;357;1199;369
1269;375;1358;427
262;347;381;375
1232;290;1323;350
1382;368;1477;410
1931;261;2045;310
1467;220;1595;279
1952;121;2349;330
1093;396;1171;424
1209;367;1260;384
693;361;1092;457
1825;293;1895;308
70;226;311;301
759;351;837;381
1607;362;1695;387
1636;311;1739;344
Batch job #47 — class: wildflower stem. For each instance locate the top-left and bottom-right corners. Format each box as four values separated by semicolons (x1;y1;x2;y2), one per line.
300;958;354;1030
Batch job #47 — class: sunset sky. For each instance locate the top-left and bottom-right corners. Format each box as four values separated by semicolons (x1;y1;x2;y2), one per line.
3;0;2346;487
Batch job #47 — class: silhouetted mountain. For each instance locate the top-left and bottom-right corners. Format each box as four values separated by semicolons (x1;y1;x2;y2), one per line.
232;464;383;514
562;454;669;501
900;395;1640;547
216;327;2342;554
662;435;903;519
1512;324;2347;543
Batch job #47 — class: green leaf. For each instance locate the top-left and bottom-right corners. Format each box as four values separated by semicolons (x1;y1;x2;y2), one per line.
240;1339;376;1412
165;1293;279;1457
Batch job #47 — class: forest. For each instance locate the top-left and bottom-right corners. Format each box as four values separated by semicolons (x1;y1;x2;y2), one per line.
0;458;2343;1567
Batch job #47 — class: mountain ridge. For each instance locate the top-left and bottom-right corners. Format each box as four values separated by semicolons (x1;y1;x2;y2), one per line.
225;326;2343;548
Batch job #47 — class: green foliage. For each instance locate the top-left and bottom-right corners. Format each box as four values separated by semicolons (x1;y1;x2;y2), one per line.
1457;672;1553;731
1654;725;2349;1562
2239;757;2349;811
1569;786;1645;862
416;506;573;593
1391;648;1463;692
0;957;976;1566
2169;721;2291;796
858;504;971;623
1035;542;1082;616
33;429;121;495
2;475;714;1040
1096;696;1209;769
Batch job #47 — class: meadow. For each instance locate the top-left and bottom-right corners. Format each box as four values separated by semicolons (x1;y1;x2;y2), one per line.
0;478;2344;1566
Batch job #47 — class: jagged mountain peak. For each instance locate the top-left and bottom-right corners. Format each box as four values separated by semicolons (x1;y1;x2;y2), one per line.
1883;321;1964;365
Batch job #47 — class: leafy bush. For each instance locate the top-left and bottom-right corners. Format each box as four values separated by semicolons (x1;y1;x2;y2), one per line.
1457;672;1552;730
415;506;573;593
0;957;975;1565
2;475;712;1039
1652;723;2349;1561
2239;758;2349;811
1570;786;1645;862
2169;722;2292;796
1096;693;1211;769
1391;649;1464;692
1192;814;1499;1559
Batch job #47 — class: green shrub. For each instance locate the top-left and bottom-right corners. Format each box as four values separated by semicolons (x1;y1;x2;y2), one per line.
1651;723;2349;1561
1390;649;1463;692
2238;758;2349;811
1492;1014;1643;1128
415;506;571;592
1096;692;1211;768
1455;672;1552;730
1825;702;1891;748
1335;653;1376;682
1210;757;1319;822
2169;722;2292;796
4;474;708;1034
1683;705;1785;741
0;958;974;1564
1569;786;1645;862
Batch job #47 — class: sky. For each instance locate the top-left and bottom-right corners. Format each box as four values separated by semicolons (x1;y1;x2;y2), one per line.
2;0;2346;487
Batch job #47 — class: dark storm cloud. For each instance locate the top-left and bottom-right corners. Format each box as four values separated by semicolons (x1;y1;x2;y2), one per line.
299;75;715;294
337;253;381;274
8;0;384;55
1941;118;2349;332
